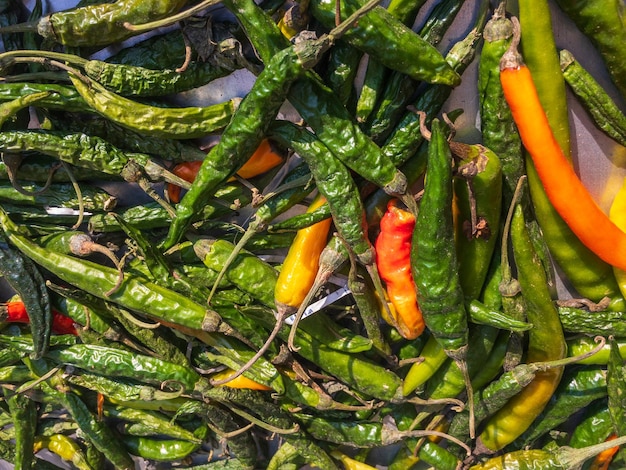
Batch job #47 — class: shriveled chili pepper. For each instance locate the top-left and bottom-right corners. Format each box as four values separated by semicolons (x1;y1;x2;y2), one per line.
374;199;424;340
0;300;76;335
4;389;37;470
478;2;524;214
500;18;626;272
309;0;460;86
67;72;239;140
553;0;626;99
477;204;566;451
411;117;470;389
0;0;188;47
560;49;626;148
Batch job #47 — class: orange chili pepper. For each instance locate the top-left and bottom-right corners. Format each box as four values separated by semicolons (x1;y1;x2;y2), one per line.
499;17;626;272
374;199;424;340
211;368;272;391
590;434;619;470
167;139;283;203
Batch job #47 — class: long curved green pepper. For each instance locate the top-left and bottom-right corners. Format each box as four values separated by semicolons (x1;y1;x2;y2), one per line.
0;0;188;47
412;119;468;362
0;239;51;359
560;49;626;147
68;73;239;140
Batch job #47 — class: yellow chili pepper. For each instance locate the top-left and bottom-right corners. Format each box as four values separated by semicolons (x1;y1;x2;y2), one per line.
274;193;332;316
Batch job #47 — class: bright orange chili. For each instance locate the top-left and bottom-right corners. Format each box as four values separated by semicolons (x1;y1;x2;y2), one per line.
374;199;424;340
499;17;626;272
167;139;283;203
590;434;619;470
211;368;273;391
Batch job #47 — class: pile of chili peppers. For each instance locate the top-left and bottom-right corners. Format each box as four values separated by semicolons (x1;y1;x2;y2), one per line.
0;0;625;468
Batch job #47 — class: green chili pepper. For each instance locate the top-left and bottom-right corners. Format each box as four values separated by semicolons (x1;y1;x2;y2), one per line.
0;181;115;211
52;113;209;163
44;343;202;391
567;336;626;365
68;73;239;140
560;49;626;147
0;82;88;112
1;0;188;47
478;2;524;213
453;143;502;301
0;130;190;188
513;365;607;447
558;306;626;337
0;90;49;129
568;398;613;448
478;205;566;451
104;404;203;443
553;0;626;99
412;118;468;364
465;299;532;333
123;435;201;462
1;154;115;184
323;40;361;110
309;0;460;86
4;390;37;470
0;239;50;359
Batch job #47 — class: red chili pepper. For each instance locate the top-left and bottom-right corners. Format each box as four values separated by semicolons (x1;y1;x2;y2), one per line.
374;199;424;340
0;300;77;335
